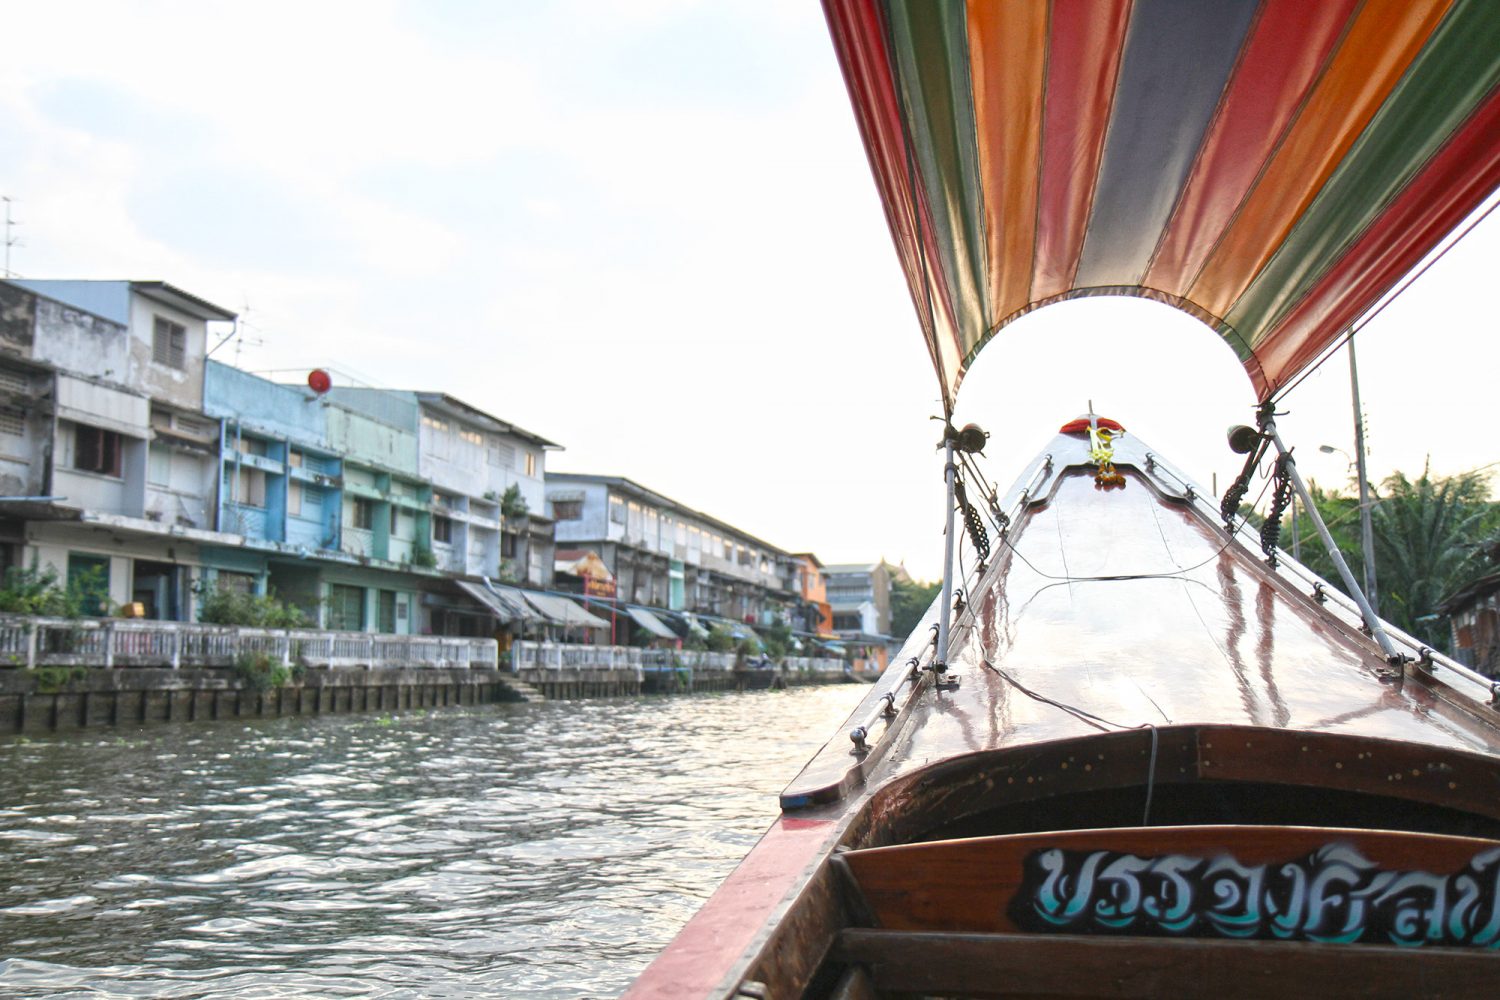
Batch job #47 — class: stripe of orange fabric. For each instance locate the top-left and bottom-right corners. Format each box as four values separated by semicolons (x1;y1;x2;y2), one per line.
1031;0;1131;303
1143;0;1358;298
1250;89;1500;399
1185;0;1453;321
965;0;1047;326
1226;0;1500;353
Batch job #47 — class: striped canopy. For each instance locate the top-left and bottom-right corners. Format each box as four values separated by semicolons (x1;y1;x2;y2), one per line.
824;0;1500;409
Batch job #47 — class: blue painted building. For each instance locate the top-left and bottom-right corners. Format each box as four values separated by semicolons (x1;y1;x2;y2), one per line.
201;361;434;633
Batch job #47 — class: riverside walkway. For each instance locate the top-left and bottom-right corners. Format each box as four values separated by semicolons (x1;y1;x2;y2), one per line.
0;615;853;732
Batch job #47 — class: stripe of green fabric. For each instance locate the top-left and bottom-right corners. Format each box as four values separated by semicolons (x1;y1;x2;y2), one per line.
884;0;991;357
1226;0;1500;347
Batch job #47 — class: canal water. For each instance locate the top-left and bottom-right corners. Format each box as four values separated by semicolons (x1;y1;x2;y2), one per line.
0;684;867;999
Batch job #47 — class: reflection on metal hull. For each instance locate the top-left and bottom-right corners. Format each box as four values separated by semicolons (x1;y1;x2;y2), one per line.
626;426;1500;999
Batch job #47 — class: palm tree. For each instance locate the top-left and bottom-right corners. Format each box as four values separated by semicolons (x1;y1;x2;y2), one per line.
1368;462;1493;649
1286;463;1495;651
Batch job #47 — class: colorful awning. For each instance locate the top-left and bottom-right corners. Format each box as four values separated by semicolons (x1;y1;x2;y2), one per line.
823;0;1500;407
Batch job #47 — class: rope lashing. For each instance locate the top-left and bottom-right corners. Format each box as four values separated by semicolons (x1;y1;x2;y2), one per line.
1260;452;1295;567
954;472;991;563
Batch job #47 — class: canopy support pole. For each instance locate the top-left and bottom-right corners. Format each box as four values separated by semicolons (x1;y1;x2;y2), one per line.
936;438;957;671
1262;417;1401;664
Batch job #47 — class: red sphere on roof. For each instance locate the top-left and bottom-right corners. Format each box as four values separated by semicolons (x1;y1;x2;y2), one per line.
307;369;332;394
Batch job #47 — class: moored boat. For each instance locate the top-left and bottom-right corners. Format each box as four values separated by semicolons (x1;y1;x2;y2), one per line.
626;1;1500;996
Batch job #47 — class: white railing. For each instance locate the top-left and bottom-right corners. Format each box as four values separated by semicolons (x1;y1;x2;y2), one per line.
783;656;849;674
509;641;745;673
506;642;847;675
0;615;497;670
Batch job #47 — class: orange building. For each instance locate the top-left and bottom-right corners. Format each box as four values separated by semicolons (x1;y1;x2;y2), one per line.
791;552;833;636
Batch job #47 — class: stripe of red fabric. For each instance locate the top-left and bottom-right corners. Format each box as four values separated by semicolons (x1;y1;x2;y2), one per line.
1251;87;1500;399
1031;0;1132;302
1144;0;1359;297
823;0;963;404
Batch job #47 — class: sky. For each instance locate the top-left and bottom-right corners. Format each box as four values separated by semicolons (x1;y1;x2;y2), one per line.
2;1;1496;580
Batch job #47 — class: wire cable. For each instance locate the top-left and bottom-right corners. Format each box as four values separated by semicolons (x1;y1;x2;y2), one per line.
1270;196;1500;405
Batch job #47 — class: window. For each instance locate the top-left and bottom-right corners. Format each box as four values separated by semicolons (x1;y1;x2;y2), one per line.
175;415;211;438
328;584;365;631
288;480;303;516
525;451;536;477
433;515;453;544
377;589;397;633
0;408;22;438
489;440;515;467
421;415;449;432
287;449;303;468
74;425;123;477
553;499;582;521
236;466;266;507
67;554;110;616
351;497;374;530
152;316;186;369
216;570;256;595
609;496;626;524
458;428;483;447
390;506;400;533
148;443;171;486
501;531;518;558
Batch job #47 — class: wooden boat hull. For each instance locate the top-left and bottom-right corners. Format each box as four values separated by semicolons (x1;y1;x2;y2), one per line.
626;427;1500;997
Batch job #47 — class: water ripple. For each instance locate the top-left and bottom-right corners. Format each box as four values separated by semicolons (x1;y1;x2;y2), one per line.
0;685;862;998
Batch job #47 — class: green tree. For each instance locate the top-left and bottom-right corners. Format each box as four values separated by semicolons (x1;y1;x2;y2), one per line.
1286;464;1494;651
890;576;941;639
499;484;530;520
0;563;90;618
759;620;793;660
1369;463;1492;649
198;586;310;629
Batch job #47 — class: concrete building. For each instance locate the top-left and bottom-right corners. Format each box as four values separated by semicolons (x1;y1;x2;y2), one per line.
0;279;235;617
824;562;893;638
790;552;833;635
546;473;803;629
1441;542;1500;677
823;561;906;671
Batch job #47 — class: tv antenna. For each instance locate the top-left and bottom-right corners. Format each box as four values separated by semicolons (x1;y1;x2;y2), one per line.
206;298;264;365
233;299;264;368
2;196;20;278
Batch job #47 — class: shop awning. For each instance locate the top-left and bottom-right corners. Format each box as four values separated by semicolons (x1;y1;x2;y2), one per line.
522;591;612;630
679;613;710;639
626;606;678;640
456;580;548;625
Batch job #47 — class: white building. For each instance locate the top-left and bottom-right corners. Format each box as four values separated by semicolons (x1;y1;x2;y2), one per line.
546;472;801;625
0;279;235;618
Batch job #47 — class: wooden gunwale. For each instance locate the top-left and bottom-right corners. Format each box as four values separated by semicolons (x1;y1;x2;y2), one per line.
833;930;1497;998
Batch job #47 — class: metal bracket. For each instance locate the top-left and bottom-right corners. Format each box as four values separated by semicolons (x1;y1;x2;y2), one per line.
848;726;869;754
